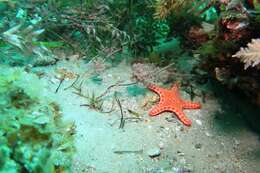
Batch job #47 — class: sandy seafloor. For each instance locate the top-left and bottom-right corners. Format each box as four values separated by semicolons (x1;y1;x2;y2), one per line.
32;59;260;173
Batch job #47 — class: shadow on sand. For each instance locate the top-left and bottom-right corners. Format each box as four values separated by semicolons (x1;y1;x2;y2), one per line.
209;80;260;134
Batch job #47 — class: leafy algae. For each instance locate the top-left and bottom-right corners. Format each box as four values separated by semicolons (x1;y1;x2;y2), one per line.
0;66;74;173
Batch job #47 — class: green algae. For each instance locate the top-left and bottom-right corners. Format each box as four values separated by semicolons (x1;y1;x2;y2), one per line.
0;66;74;173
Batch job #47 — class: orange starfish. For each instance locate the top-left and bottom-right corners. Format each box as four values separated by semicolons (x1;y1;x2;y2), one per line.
147;83;201;126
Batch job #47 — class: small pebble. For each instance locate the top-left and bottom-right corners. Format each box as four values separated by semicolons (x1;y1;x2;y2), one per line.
147;147;161;158
234;139;240;146
158;142;164;149
195;143;202;150
205;132;212;137
173;167;192;173
177;151;185;156
148;125;153;129
216;152;221;158
195;119;202;126
148;168;164;173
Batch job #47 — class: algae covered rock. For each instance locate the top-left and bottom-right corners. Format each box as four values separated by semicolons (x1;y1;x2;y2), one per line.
0;66;75;173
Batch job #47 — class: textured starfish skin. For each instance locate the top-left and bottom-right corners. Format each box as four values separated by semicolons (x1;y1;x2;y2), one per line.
147;83;201;126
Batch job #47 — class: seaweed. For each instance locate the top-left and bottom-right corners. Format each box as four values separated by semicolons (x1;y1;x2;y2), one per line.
0;66;74;173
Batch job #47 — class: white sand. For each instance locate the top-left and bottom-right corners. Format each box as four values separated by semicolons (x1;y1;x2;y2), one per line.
33;59;260;173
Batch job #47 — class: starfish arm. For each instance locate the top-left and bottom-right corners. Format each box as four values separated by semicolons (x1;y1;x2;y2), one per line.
182;101;201;109
148;84;165;95
149;102;165;116
170;107;192;126
147;83;201;126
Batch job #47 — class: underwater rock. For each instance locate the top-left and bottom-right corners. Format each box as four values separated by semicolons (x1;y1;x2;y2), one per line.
195;119;202;126
147;147;161;158
233;138;240;149
177;151;185;157
31;55;57;67
172;166;192;173
148;168;164;173
205;131;212;137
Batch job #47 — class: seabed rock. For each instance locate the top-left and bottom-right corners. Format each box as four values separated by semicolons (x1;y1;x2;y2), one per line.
148;168;164;173
172;166;192;173
147;147;161;158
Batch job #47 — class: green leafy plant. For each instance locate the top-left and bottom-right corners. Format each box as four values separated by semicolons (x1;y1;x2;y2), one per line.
132;16;170;54
0;66;74;173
